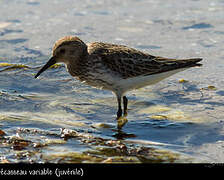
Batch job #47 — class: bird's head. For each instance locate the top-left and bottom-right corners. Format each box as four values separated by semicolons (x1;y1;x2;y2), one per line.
35;36;87;78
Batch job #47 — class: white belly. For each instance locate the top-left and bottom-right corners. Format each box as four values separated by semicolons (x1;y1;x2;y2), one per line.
115;68;187;93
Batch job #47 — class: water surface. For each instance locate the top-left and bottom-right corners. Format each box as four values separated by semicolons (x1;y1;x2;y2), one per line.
1;0;224;163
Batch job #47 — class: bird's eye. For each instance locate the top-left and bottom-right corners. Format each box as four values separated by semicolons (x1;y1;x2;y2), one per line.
60;49;65;54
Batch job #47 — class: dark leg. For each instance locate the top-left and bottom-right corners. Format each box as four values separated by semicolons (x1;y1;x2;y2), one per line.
117;95;122;119
123;96;128;116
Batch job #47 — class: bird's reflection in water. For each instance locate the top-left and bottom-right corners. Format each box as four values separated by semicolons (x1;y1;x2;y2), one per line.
112;116;137;140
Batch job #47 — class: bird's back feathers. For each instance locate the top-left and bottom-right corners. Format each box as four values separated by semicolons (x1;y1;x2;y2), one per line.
87;42;202;79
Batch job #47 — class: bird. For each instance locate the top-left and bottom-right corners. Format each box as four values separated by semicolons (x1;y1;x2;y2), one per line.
35;36;202;120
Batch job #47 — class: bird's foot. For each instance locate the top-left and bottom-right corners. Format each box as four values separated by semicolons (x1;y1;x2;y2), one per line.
117;116;128;129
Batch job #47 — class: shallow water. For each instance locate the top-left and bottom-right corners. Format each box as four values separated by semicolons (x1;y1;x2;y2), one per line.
1;0;224;163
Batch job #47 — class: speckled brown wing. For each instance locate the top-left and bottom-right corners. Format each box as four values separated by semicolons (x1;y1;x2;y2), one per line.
88;42;202;79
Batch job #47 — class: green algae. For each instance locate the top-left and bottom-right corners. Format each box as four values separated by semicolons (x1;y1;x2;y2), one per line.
201;85;217;91
0;62;30;72
149;110;203;123
49;64;63;69
0;114;28;122
137;104;203;124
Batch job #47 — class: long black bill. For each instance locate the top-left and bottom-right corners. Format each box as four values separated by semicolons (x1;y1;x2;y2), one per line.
35;56;57;78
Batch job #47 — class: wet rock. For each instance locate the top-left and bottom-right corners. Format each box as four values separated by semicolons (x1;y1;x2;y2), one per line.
60;128;79;139
0;129;6;136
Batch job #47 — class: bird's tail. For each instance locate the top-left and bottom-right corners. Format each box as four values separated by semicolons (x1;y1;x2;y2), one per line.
176;58;203;68
155;57;203;69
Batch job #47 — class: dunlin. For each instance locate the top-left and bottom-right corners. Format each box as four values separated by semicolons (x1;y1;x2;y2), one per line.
35;36;202;120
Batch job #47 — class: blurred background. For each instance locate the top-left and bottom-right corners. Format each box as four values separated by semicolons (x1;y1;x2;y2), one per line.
0;0;224;163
